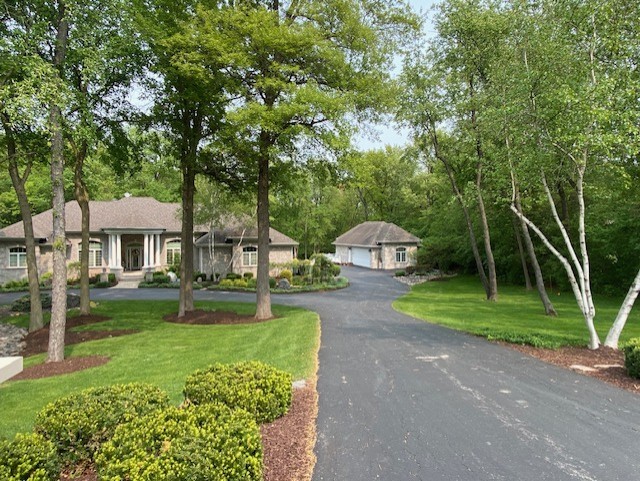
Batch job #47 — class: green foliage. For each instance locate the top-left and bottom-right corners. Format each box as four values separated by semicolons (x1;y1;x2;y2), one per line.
233;279;248;288
10;293;79;311
0;433;60;481
95;404;262;481
247;278;257;288
269;277;277;289
152;273;171;284
395;270;406;277
184;361;292;423
243;272;254;280
279;269;293;283
330;264;341;277
34;383;169;465
226;273;242;280
622;338;640;379
218;279;234;287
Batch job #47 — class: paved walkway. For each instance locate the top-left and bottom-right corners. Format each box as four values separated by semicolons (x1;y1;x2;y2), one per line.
1;268;639;480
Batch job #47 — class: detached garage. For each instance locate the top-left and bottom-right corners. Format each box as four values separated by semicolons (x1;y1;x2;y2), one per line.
333;221;420;270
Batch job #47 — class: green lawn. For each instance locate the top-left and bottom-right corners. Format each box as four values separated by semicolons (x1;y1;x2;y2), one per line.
0;300;319;439
394;275;640;348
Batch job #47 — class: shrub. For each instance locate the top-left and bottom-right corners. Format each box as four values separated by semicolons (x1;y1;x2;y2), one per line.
0;433;60;481
95;404;262;481
292;275;304;286
243;272;254;280
34;383;169;465
107;273;116;284
279;269;293;283
152;273;171;284
247;278;257;288
395;270;406;277
330;264;341;277
184;361;292;423
226;272;241;280
94;281;111;288
193;271;206;282
233;279;248;288
218;279;234;287
405;265;416;275
2;279;29;290
269;277;277;288
10;293;79;311
623;338;640;379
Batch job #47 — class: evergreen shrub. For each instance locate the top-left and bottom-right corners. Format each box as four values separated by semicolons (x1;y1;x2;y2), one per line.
0;433;59;481
184;361;292;423
34;383;169;464
279;269;293;283
623;338;640;379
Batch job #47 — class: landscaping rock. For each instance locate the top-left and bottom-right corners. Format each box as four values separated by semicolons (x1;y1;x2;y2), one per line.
167;272;178;283
277;278;291;290
0;322;27;357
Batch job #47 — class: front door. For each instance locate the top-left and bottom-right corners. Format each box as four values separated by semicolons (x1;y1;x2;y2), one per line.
126;245;142;271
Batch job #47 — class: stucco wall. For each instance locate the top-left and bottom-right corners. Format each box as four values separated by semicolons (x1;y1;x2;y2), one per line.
381;244;417;270
0;242;53;284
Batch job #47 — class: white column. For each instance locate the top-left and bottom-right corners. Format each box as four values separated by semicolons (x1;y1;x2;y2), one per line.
108;234;115;268
155;235;161;267
143;234;149;268
116;234;122;267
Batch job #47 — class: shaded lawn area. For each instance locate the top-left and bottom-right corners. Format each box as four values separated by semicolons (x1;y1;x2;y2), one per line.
0;300;319;439
393;275;640;348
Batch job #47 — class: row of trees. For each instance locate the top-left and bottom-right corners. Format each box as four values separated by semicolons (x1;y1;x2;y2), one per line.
1;0;417;361
399;0;640;349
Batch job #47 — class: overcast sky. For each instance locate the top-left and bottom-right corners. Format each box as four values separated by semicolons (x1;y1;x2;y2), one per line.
354;0;438;151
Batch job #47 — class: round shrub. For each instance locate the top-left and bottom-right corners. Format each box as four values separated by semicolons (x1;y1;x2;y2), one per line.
247;278;257;288
95;404;262;481
279;269;293;283
34;383;169;464
184;361;292;423
233;279;248;288
330;264;341;277
269;277;277;289
218;279;234;287
243;272;254;280
0;433;60;481
623;338;640;379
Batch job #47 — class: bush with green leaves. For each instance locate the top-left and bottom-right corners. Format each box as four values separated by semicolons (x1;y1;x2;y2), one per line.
330;264;341;277
218;279;234;287
247;278;257;288
184;361;292;423
623;338;640;379
95;404;262;481
279;269;293;283
395;270;406;277
34;383;169;464
269;277;277;288
0;433;60;481
233;279;249;288
226;272;242;280
243;272;254;280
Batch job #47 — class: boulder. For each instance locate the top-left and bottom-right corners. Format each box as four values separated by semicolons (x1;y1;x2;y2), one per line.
277;278;291;290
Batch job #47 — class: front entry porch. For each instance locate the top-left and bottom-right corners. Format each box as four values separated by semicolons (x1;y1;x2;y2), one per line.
104;230;164;279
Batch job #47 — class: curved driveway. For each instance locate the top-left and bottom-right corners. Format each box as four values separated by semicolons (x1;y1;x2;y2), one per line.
2;267;639;480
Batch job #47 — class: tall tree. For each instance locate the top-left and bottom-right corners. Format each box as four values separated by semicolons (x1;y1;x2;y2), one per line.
175;0;417;319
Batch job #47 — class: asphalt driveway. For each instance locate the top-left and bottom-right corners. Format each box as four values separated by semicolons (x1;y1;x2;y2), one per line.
2;267;639;480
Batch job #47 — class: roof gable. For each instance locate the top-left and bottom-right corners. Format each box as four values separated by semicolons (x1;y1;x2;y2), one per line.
333;221;420;247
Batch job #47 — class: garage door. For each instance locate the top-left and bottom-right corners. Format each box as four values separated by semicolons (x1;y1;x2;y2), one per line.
351;248;371;268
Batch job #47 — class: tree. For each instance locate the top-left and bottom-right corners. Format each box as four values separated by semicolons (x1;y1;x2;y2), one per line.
175;0;417;319
134;0;232;318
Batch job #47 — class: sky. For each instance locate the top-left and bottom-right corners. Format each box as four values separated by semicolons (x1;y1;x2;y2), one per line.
354;0;438;151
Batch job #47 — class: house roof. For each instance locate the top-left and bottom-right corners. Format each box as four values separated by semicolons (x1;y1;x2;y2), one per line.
194;225;298;247
0;197;203;241
333;221;420;247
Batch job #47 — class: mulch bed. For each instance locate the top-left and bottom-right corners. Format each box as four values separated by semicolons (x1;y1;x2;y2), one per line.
508;344;640;394
13;356;110;381
20;314;136;358
164;309;274;325
56;383;318;481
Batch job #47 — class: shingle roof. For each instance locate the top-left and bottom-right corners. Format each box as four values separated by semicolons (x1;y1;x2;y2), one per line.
0;197;204;240
333;221;420;247
195;225;298;247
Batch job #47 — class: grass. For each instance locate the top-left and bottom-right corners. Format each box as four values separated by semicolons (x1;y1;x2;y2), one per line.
394;275;640;348
0;300;319;440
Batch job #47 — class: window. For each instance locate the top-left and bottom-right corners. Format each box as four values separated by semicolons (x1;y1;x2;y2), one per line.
9;246;27;268
79;241;103;268
395;247;407;263
242;246;258;266
167;240;181;266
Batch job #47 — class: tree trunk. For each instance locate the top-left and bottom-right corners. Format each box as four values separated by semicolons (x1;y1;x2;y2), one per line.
476;176;497;301
178;159;195;317
605;267;640;349
4;116;44;332
255;131;273;320
47;2;69;363
74;144;91;315
512;215;532;290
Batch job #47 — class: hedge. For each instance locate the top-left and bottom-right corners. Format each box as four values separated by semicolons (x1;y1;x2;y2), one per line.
623;338;640;379
95;404;262;481
184;361;292;423
34;383;169;464
0;433;59;481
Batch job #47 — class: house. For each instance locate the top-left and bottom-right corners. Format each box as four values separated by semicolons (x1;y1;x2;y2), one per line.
333;221;420;270
0;196;298;284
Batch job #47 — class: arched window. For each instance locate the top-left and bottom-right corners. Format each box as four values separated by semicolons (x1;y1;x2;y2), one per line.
395;247;407;263
242;246;258;266
79;241;103;268
9;246;27;268
166;240;181;266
